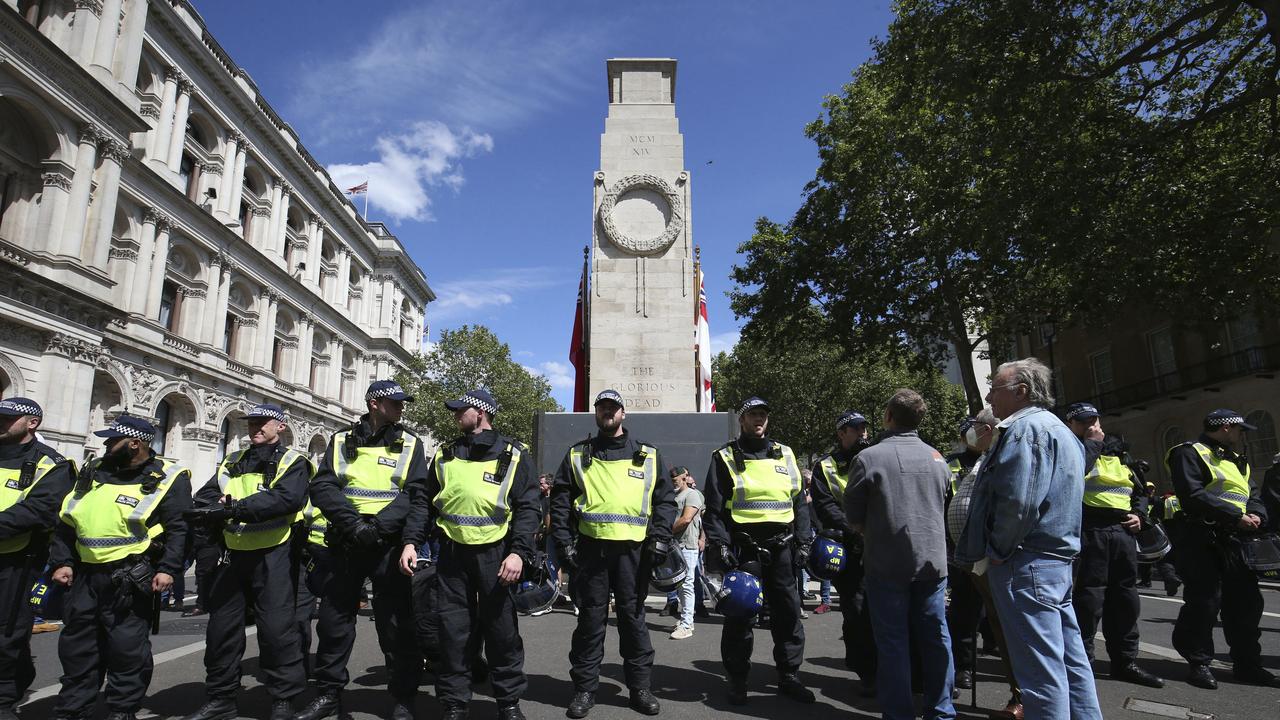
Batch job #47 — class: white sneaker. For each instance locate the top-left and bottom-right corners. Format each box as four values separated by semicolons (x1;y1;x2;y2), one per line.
529;606;553;617
670;624;694;639
572;604;579;616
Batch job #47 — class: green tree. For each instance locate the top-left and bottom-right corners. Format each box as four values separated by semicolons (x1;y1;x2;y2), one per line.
396;325;562;448
712;331;968;460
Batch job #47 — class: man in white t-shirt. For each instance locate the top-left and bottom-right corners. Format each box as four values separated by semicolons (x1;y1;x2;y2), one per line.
670;466;704;639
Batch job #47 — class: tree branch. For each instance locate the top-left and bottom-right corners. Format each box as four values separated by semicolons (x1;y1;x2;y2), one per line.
1085;1;1238;78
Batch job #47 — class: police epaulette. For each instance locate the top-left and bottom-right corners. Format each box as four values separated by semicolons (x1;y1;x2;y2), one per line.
262;460;279;488
495;446;514;480
579;435;594;469
140;466;166;495
440;446;455;462
17;461;36;490
632;447;649;467
769;442;784;460
74;459;98;495
730;443;746;473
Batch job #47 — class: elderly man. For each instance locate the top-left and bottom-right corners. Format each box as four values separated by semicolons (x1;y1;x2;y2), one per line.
956;359;1102;720
845;389;954;720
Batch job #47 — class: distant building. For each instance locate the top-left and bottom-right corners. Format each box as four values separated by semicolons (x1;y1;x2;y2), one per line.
0;0;434;482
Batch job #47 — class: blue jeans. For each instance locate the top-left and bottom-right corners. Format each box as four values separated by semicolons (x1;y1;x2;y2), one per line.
987;552;1102;720
820;578;832;604
675;547;700;627
864;576;955;720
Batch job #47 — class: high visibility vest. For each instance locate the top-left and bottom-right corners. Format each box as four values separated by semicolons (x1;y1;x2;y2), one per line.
1166;442;1251;514
433;442;522;545
60;458;186;564
947;458;963;496
1163;495;1182;519
215;447;310;551
332;431;417;515
817;455;850;505
718;442;802;525
303;502;328;547
1083;455;1135;511
568;443;657;541
0;453;64;554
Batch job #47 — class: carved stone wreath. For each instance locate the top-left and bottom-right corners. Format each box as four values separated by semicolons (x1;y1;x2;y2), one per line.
597;174;684;256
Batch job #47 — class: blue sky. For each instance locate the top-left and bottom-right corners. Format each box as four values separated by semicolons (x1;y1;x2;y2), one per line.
193;0;895;409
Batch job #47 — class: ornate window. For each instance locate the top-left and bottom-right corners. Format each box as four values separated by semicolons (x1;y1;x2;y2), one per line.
159;280;180;331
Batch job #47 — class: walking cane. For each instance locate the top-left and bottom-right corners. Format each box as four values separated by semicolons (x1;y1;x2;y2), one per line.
970;624;978;709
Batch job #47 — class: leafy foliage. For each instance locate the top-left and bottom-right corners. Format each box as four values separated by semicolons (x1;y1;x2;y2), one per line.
396;325;562;448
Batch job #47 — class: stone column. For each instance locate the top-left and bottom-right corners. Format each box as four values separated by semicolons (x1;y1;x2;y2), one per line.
58;125;103;257
257;291;279;370
275;184;292;260
164;76;193;173
143;213;172;318
36;168;73;257
264;178;283;255
309;217;324;285
151;67;180;162
40;335;100;456
115;0;150;93
70;0;102;66
200;254;226;345
126;208;157;313
227;138;248;222
213;258;232;349
177;285;206;339
90;0;123;77
216;132;239;216
294;315;314;387
88;139;129;267
379;275;395;329
336;249;351;308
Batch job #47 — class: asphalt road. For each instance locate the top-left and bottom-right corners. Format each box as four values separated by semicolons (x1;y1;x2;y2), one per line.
19;579;1280;720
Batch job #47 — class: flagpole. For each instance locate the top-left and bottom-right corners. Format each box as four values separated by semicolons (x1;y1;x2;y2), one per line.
363;180;369;219
694;246;702;412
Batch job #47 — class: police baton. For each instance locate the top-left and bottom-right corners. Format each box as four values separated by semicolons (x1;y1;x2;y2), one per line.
151;590;161;635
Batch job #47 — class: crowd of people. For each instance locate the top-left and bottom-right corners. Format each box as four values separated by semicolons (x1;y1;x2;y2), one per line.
0;357;1277;720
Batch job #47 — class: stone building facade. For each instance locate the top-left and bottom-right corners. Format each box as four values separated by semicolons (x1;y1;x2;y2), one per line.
0;0;434;482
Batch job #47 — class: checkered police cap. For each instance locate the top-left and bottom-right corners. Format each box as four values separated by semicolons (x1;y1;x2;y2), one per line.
0;397;42;418
246;403;286;422
837;411;867;431
445;388;499;415
1205;409;1256;430
93;415;156;443
740;397;770;414
1064;403;1100;422
365;381;414;403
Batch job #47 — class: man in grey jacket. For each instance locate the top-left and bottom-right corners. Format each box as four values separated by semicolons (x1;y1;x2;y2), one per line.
845;389;955;720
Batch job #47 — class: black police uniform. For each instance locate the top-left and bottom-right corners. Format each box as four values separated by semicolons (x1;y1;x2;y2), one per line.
942;447;983;683
304;417;425;712
703;435;810;693
50;452;191;718
808;444;877;682
1073;436;1161;686
0;439;73;713
549;430;676;711
1168;435;1271;681
403;428;540;715
189;441;313;714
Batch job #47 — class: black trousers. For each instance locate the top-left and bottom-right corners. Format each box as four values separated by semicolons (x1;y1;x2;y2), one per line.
834;560;877;678
1172;523;1264;669
55;564;154;717
947;566;982;672
1074;524;1141;664
191;538;221;612
203;543;305;700
296;543;329;678
0;556;36;709
722;541;805;680
434;541;525;707
569;538;655;693
313;543;422;699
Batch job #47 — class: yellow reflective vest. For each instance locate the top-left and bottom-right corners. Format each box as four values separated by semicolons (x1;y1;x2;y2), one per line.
718;441;802;525
1084;455;1135;511
332;431;417;515
433;442;522;545
215;446;311;551
0;451;65;554
1166;441;1252;514
303;502;329;547
568;442;657;542
817;454;851;506
60;458;187;564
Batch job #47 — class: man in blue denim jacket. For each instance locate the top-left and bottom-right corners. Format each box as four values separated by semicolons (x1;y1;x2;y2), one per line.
956;359;1102;720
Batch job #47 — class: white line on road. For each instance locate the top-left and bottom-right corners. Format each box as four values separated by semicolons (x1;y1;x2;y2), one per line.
21;627;257;707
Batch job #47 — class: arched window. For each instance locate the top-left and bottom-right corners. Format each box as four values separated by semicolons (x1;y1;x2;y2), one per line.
217;416;231;457
152;399;171;454
1245;410;1277;469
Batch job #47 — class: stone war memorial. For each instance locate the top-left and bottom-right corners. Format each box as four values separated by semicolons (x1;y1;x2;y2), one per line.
535;58;735;475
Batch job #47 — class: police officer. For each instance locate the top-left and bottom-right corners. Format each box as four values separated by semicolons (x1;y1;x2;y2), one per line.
400;388;539;720
1063;402;1164;688
550;389;676;719
0;398;73;720
1166;409;1278;689
293;381;425;720
703;397;814;706
807;411;877;694
184;404;314;720
49;415;192;720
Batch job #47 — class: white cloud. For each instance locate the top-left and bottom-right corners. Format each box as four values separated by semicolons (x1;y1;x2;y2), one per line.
533;361;575;390
710;330;741;356
429;267;564;326
327;121;492;222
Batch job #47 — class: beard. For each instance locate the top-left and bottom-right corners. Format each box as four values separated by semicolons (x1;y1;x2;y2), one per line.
99;443;133;470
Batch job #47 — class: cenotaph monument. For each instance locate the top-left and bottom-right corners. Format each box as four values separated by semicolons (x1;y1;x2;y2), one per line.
587;58;695;412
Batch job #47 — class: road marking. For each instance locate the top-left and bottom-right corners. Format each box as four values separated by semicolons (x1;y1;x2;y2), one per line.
1123;697;1215;719
21;626;257;706
1140;592;1280;619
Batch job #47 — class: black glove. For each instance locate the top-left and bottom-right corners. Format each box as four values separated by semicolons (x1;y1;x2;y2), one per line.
645;538;671;565
843;530;865;556
223;499;245;521
717;543;738;570
351;518;383;549
818;527;844;541
182;505;229;526
794;541;812;569
560;543;580;573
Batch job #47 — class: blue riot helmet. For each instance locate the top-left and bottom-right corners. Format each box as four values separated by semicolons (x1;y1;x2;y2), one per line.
650;547;688;592
511;555;558;615
806;535;845;580
712;569;764;618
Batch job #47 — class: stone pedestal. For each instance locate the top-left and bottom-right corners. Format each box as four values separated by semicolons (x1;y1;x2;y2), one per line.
588;58;695;412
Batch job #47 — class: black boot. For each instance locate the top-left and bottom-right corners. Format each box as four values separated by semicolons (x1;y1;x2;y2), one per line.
1187;664;1217;690
182;698;238;720
777;674;815;704
727;677;748;706
291;693;341;720
391;699;415;720
497;704;526;720
1113;662;1165;688
629;688;660;715
955;669;974;689
270;699;295;720
441;706;469;720
1233;665;1280;688
567;691;595;718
